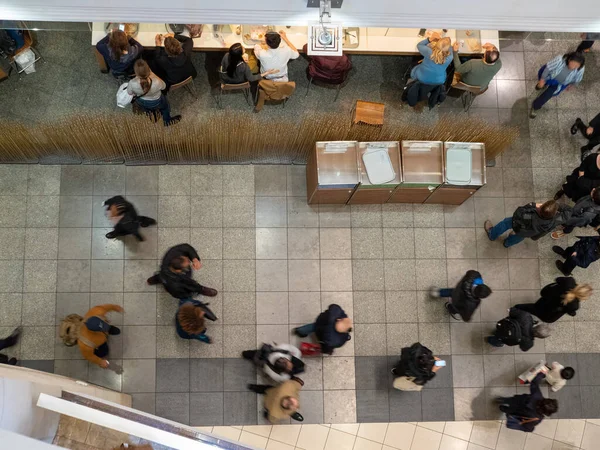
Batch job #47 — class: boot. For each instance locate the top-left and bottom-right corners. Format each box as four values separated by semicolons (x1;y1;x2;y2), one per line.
552;246;567;258
138;216;157;227
553;189;565;201
108;326;121;336
290;412;304;422
105;231;118;239
165;115;182;127
571;118;584;135
200;286;218;297
555;260;571;276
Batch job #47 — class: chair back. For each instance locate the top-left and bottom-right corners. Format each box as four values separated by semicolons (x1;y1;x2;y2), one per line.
451;74;486;95
308;53;352;85
221;81;251;91
170;76;193;91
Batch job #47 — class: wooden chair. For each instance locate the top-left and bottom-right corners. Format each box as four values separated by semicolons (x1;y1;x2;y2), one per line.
449;74;487;112
170;76;198;99
216;81;252;108
8;28;44;79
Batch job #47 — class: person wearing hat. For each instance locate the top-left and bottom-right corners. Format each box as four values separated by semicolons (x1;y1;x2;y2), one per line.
78;304;124;368
247;377;304;423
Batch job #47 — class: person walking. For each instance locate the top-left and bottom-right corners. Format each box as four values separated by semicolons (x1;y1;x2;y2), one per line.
553;235;600;275
293;304;352;355
530;52;585;118
551;188;600;239
148;243;218;299
429;269;491;321
103;195;156;242
77;304;124;369
391;342;444;391
496;373;558;432
248;378;304;423
570;111;600;157
175;301;212;344
0;327;21;365
555;153;600;202
487;307;550;352
242;343;304;383
515;278;591;322
545;362;575;392
484;200;570;248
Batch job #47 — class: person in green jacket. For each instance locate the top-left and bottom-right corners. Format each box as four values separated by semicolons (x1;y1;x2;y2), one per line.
452;42;502;89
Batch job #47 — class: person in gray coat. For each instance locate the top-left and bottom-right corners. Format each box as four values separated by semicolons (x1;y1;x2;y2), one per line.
551;188;600;239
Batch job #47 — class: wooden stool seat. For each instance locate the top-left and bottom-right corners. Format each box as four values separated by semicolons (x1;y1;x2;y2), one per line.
353;100;385;126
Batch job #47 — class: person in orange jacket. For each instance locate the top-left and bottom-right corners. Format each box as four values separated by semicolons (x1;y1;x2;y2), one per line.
77;304;124;369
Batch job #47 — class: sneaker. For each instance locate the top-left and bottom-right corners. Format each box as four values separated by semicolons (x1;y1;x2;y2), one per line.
105;231;118;239
165;115;182;126
199;334;212;344
555;260;571;275
553;189;565;201
551;229;565;240
429;287;440;298
445;303;461;321
571;119;582;135
529;107;537;119
293;327;309;338
108;326;121;336
484;220;494;240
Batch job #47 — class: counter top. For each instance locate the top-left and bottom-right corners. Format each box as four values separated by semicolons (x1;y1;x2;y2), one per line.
91;23;499;55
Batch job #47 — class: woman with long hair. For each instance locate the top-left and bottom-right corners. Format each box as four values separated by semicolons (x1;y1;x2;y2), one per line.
530;51;585;118
95;29;143;77
127;59;181;126
219;42;278;84
176;301;211;344
410;32;453;85
515;277;592;323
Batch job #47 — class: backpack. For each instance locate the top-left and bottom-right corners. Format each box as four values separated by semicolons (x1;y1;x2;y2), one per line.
395;343;435;385
495;318;522;346
59;314;83;347
511;204;537;234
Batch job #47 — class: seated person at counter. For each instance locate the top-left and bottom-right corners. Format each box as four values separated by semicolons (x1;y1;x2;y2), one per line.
152;33;197;88
220;43;279;84
254;30;299;82
128;59;181;126
410;32;453;86
96;29;143;77
451;42;501;89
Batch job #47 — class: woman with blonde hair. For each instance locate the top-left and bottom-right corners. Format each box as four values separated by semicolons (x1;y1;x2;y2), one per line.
515;277;591;323
410;32;453;85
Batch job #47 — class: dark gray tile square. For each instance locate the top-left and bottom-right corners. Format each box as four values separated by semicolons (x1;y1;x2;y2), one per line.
26;196;59;227
190;358;224;392
549;385;582;418
425;355;453;389
156;392;190;425
122;359;156;393
356;390;390;423
93;165;126;196
59;196;92;227
422;388;455;421
223;358;257;391
545;353;579;385
580;386;600;418
19;360;55;373
54;360;89;380
60;166;94;195
355;356;389;390
576;353;600;386
91;260;123;292
156;358;190;393
190;392;224;426
389;389;422;421
254;193;286;226
131;393;156;414
223;392;257;425
88;359;122;391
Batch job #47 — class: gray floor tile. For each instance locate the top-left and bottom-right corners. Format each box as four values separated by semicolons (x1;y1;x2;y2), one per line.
24;260;57;293
88;359;122;391
451;322;483;355
0;228;25;260
576;353;600;385
92;259;123;292
445;228;477;259
355;356;389;390
123;260;154;292
223;358;257;391
58;227;91;259
356;390;390;423
352;228;384;259
287;165;306;197
319;228;351;260
255;292;286;325
509;259;541;290
288;260;320;292
223;165;254;196
25;228;58;260
20;326;55;360
386;323;419;356
0;196;25;228
383;228;415;259
223;228;255;259
190;392;224;426
190;197;223;227
158;196;191;228
255;197;287;227
223;325;256;358
419;322;451;354
158;166;191;195
353;260;384;291
131;393;156;415
0;293;22;326
19;359;55;373
197;259;223;292
224;392;258;425
190;324;223;358
288;228;319;259
0;165;28;195
91;196;113;228
256;325;289;347
353;291;386;323
549;385;582;419
256;260;287;291
580;386;600;418
122;359;156;393
190;228;222;260
156;358;190;392
156;392;190;425
22;293;55;326
301;357;323;390
545;321;577;353
221;291;255;325
453;355;485;388
478;259;510;289
323;356;355;390
288;292;321;324
319;205;351;228
485;387;517;420
126;166;159;196
483;354;516;386
156;325;189;358
59;195;92;227
351;205;382;228
0;261;24;292
190;166;222;197
123;293;157;325
54;359;89;380
444;198;475;228
190;358;224;392
321;260;353;291
413;204;444;227
123;325;156;359
223;196;255;228
288;197;319;227
256;228;287;259
56;293;90;324
255;165;287;197
60;166;93;195
386;291;418;323
384;260;416;291
415;259;448;291
480;290;511;322
453;387;487;420
93;165;125;196
57;260;91;293
27;195;60;227
414;228;446;259
323;390;356;423
422;388;455;421
417;290;451;323
389;389;422;421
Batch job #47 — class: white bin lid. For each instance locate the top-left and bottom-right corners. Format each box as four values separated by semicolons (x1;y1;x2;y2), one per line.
446;147;472;185
362;148;396;185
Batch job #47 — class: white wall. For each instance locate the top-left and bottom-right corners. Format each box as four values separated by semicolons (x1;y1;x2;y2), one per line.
2;0;600;32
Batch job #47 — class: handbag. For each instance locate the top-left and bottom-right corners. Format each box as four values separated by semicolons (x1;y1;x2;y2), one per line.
506;415;540;431
116;82;133;108
392;376;424;392
300;342;321;356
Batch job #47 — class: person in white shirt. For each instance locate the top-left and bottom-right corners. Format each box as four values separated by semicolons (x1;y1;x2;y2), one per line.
253;30;300;82
242;343;305;383
545;362;575;392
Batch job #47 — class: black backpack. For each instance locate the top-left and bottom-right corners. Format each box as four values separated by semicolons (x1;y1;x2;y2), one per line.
395;343;435;385
511;204;537;234
495;318;522;346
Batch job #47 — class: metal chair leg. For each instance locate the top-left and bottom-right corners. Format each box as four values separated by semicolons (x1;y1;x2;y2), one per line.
462;91;474;112
305;76;312;97
185;79;198;99
334;84;342;102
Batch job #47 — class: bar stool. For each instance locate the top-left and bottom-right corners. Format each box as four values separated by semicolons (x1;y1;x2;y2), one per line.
170;76;198;99
8;27;44;80
215;81;252;108
449;74;487;112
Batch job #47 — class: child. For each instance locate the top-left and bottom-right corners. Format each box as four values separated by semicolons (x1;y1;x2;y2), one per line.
545;362;575;392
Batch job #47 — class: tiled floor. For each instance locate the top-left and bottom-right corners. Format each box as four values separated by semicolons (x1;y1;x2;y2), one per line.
202;418;600;450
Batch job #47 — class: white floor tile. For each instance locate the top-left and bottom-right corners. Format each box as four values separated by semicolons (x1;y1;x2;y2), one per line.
469;421;501;449
554;419;586;448
240;430;269;449
419;422;446;433
325;428;356;450
495;426;526;450
444;422;473;441
358;423;389;444
267;440;296;450
212;426;242;441
384;423;417;450
581;421;600;450
354;436;384;450
332;424;360;435
296;424;331;450
270;425;302;446
524;433;553;450
244;425;273;438
533;419;558;440
439;435;468;450
410;427;442;450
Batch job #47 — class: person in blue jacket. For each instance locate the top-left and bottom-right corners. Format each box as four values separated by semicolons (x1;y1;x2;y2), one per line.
553;236;600;275
96;29;143;77
410;32;453;86
293;304;352;355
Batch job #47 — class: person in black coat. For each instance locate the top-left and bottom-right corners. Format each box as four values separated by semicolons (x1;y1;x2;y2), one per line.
147;243;218;299
487;307;550;351
496;373;558;432
555;153;600;202
0;327;20;365
553;236;600;275
515;277;591;322
571;111;600;155
430;270;492;321
551;189;600;238
293;304;352;355
103;195;157;242
152;33;197;88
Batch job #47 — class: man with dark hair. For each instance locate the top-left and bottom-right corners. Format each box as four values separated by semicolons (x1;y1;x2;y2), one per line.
254;30;299;82
484;200;571;248
248;378;304;423
487;307;550;352
451;42;502;89
293;304;352;355
496;373;558;432
242;343;304;383
545;361;575;392
0;327;21;365
147;243;218;299
103;195;156;242
571;112;600;157
430;270;492;321
552;187;600;238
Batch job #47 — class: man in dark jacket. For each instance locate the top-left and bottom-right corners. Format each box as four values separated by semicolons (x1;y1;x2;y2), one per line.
486;307;550;352
430;270;492;321
103;195;157;242
496;373;558;432
293;304;352;355
484;200;570;248
147;243;218;299
0;327;21;365
551;188;600;238
553;236;600;275
152;33;197;88
571;112;600;156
